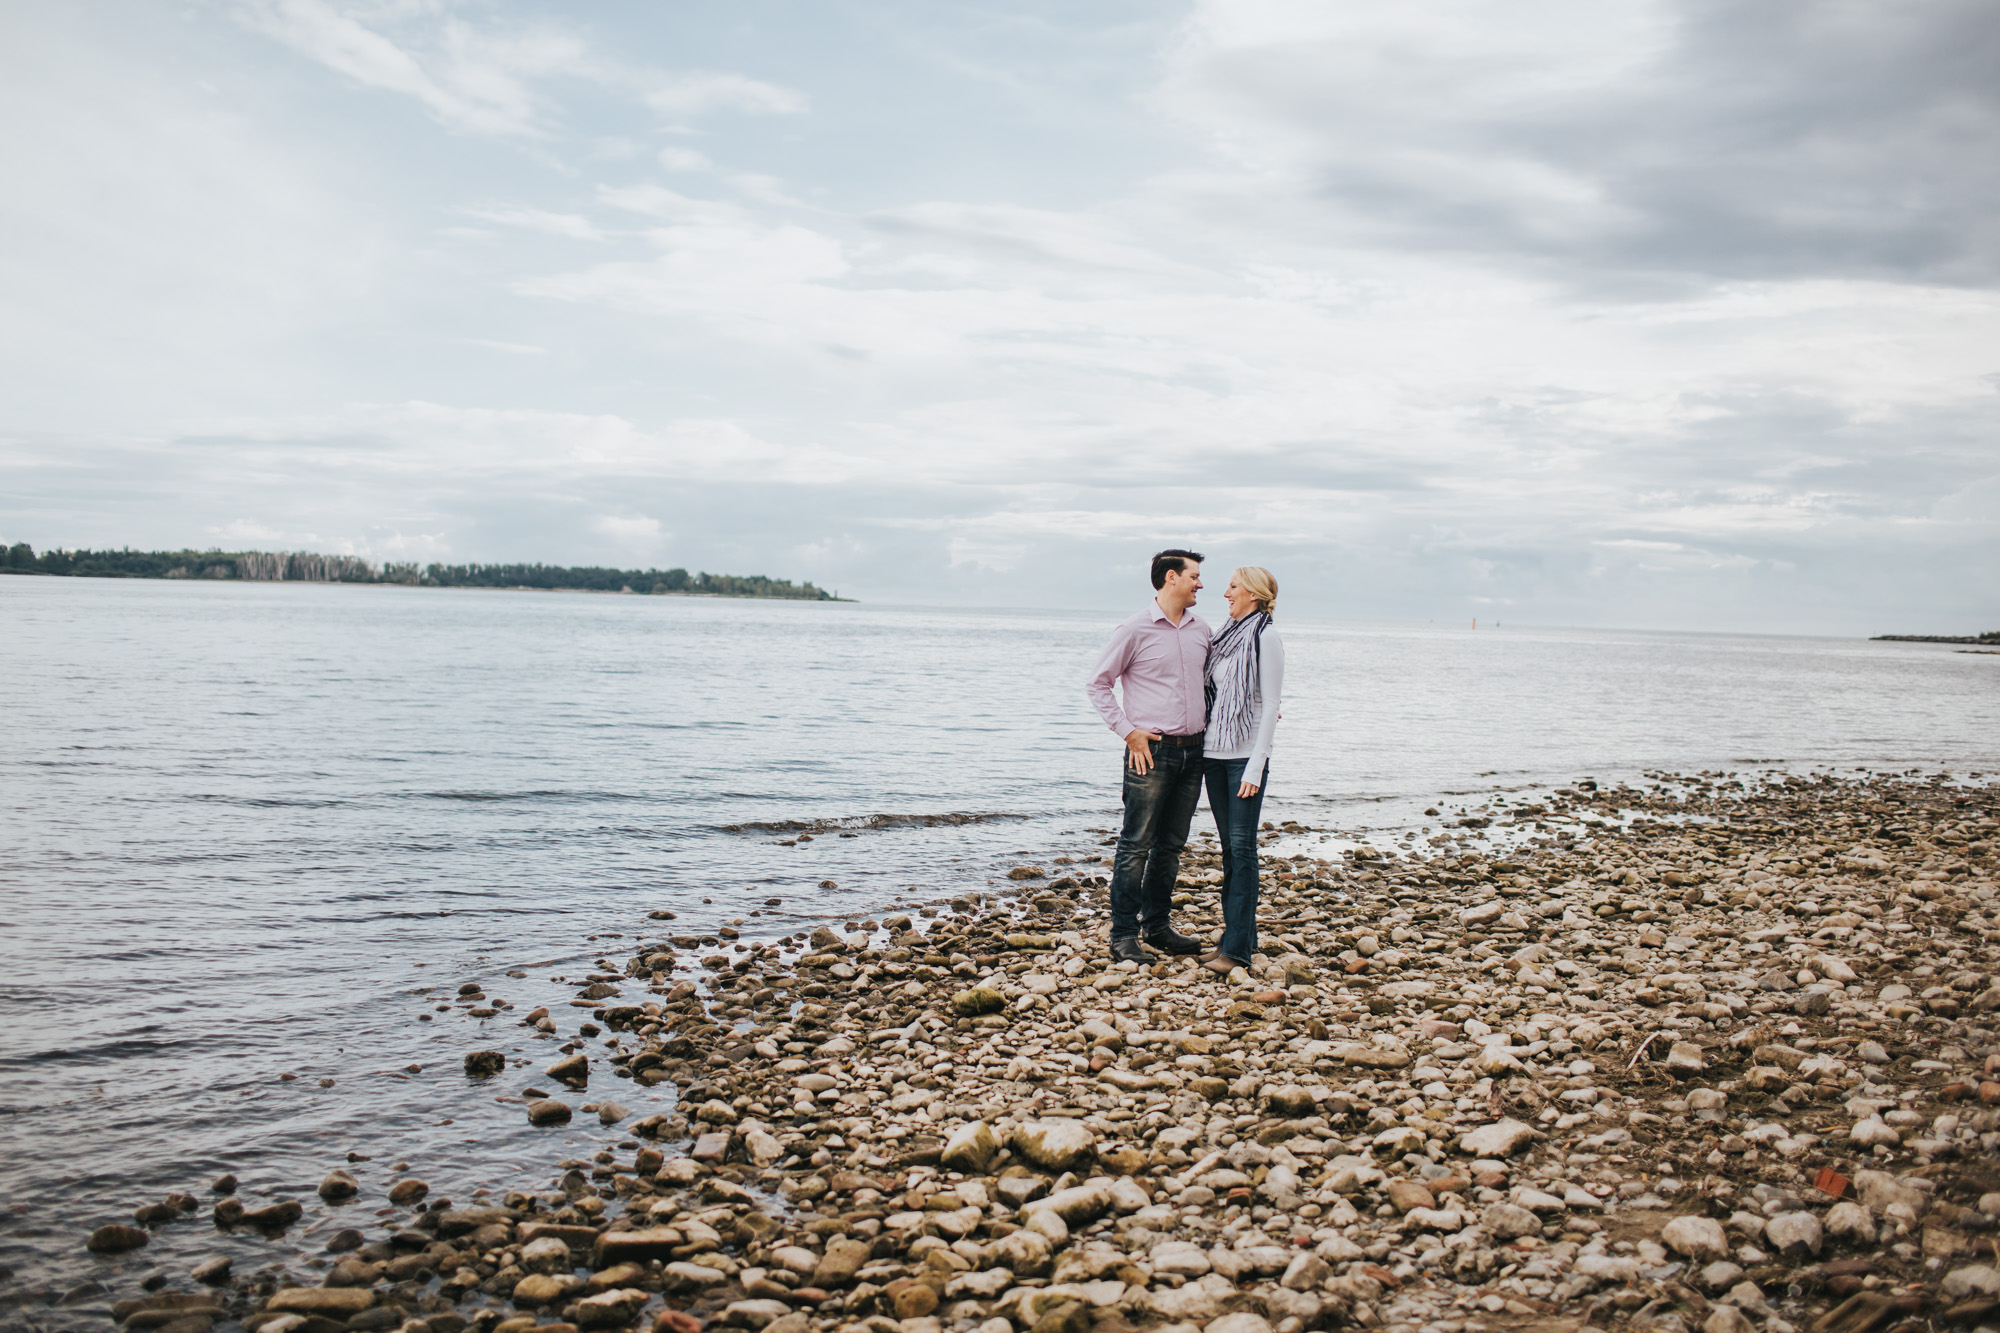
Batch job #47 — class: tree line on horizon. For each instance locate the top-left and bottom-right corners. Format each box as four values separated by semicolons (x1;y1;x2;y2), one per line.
0;542;838;600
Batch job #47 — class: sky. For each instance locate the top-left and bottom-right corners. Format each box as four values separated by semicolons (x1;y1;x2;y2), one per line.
1;0;1996;632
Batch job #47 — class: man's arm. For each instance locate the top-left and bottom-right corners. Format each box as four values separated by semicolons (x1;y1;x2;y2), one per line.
1087;623;1161;774
1085;623;1137;737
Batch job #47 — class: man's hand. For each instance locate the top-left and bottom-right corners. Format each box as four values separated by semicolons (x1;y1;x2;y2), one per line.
1125;729;1160;775
1238;780;1261;798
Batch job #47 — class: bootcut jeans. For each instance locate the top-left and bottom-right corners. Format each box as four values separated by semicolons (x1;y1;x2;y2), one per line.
1204;755;1268;963
1108;739;1205;941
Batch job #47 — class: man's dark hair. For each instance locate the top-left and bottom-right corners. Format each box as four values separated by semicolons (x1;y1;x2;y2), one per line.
1150;548;1205;590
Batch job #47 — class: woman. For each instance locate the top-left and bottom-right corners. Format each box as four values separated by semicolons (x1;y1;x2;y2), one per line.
1201;566;1284;975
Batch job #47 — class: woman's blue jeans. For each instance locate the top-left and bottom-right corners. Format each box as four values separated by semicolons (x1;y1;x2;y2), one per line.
1204;756;1267;964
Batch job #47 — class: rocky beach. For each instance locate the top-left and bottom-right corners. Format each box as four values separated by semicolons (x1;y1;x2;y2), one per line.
58;773;2000;1333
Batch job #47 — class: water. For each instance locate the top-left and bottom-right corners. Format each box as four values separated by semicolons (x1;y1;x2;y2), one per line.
2;576;1995;1318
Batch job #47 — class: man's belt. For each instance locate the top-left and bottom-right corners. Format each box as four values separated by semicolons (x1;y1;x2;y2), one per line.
1155;731;1205;748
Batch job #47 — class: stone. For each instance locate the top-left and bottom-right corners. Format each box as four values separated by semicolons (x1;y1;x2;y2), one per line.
1764;1211;1823;1258
1264;1086;1316;1117
1666;1042;1707;1073
661;1262;728;1294
86;1225;149;1253
1662;1215;1730;1262
1825;1202;1875;1243
239;1200;303;1229
893;1284;942;1320
1316;1233;1365;1262
990;1228;1054;1278
811;1236;872;1288
1146;1282;1226;1325
1023;1208;1069;1244
1698;1262;1745;1293
387;1179;428;1206
1337;1042;1411;1069
521;1236;572;1274
547;1053;590;1086
463;1050;505;1077
1849;1118;1899;1147
1371;1125;1429;1157
1281;1253;1330;1291
1460;1119;1536;1158
952;987;1007;1016
1385;1180;1435;1213
576;1288;651;1330
267;1288;377;1316
1939;1266;1999;1301
723;1300;798;1329
598;1227;694;1263
1482;1203;1541;1240
940;1120;999;1173
1152;1241;1212;1277
597;1101;631;1126
514;1273;584;1306
317;1170;359;1202
528;1098;573;1126
1704;1306;1756;1333
1206;1315;1274;1333
1011;1119;1096;1171
1036;1182;1116;1226
1855;1170;1927;1216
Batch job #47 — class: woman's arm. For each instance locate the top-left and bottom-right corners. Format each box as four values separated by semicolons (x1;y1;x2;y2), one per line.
1240;630;1286;792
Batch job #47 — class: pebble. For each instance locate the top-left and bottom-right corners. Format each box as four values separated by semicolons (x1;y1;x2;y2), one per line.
85;772;2000;1333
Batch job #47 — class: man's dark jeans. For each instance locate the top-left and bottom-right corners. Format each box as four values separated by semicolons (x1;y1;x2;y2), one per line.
1204;755;1268;963
1109;739;1204;941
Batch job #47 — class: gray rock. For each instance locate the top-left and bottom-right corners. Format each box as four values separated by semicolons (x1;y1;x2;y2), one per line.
1939;1266;1999;1301
1764;1211;1822;1258
940;1120;999;1173
1010;1118;1096;1172
1459;1119;1536;1158
1662;1215;1730;1262
1481;1203;1542;1240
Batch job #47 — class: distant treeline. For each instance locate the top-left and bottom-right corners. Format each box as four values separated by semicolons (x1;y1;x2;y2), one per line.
1872;631;2000;645
1;543;839;600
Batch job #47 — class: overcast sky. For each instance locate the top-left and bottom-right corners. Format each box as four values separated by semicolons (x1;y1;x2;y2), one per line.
2;0;1995;631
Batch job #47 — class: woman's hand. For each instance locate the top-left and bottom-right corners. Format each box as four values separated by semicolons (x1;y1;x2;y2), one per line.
1238;780;1260;798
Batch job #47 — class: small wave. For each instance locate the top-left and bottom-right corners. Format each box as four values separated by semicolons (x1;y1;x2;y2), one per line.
718;811;1029;835
184;793;351;809
3;1035;195;1066
404;789;667;804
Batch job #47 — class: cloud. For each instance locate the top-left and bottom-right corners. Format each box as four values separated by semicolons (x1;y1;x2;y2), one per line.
658;146;714;173
1;1;1993;634
462;205;605;241
229;0;593;138
1161;0;2000;287
645;71;809;118
592;512;667;556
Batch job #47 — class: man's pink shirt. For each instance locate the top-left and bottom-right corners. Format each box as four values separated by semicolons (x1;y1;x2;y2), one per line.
1085;600;1213;738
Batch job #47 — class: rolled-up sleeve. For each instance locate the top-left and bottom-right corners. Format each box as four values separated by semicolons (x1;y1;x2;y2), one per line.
1086;625;1137;737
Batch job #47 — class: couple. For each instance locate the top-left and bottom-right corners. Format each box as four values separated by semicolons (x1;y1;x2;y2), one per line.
1085;549;1282;975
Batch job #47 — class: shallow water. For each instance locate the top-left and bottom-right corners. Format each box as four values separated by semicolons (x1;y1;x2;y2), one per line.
2;577;1994;1319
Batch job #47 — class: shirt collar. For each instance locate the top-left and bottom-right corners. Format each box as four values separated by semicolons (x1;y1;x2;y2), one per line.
1151;598;1183;626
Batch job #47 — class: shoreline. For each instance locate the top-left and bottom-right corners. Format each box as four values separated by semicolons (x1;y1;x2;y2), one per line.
75;774;2000;1333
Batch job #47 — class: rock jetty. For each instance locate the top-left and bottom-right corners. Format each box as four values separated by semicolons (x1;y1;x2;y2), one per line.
91;774;2000;1333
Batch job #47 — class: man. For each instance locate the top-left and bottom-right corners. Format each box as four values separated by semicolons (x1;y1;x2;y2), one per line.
1085;549;1212;963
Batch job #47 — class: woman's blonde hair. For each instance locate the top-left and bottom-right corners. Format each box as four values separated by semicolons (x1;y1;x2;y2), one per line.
1234;566;1278;616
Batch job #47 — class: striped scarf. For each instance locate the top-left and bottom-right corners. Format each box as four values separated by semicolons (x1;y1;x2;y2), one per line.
1205;610;1270;750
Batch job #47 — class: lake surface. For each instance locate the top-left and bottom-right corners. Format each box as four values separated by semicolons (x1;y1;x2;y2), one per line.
2;576;1995;1318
